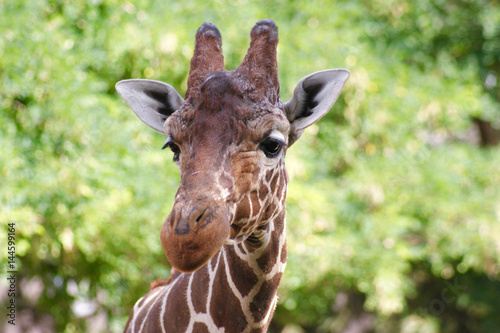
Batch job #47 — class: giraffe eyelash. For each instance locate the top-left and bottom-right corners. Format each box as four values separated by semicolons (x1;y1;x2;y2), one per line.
162;137;181;161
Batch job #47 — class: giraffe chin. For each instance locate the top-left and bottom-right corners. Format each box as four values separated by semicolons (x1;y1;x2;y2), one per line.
160;215;230;273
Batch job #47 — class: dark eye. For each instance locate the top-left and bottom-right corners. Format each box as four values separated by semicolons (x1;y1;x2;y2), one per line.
260;138;284;158
162;137;181;162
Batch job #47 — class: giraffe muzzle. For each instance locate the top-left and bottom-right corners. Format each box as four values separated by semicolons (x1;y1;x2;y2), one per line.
160;201;230;272
168;203;211;235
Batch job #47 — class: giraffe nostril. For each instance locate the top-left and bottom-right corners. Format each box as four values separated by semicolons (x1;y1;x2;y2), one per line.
169;204;213;235
168;207;179;233
189;205;211;230
195;208;206;225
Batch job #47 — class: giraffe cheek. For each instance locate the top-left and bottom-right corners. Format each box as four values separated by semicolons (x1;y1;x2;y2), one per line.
160;208;230;273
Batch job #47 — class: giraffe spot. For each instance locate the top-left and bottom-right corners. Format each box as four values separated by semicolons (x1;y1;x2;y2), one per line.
280;240;287;264
209;255;247;332
162;276;191;331
225;246;259;298
261;203;278;222
258;185;269;202
191;265;210;313
250;273;282;323
256;229;281;274
234;195;251;223
192;322;211;332
133;287;171;331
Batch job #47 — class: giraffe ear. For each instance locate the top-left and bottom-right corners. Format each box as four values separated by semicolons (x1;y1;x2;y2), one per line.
283;69;349;144
116;79;184;133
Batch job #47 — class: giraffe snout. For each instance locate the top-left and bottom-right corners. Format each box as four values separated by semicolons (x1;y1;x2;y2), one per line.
161;200;230;273
169;203;213;235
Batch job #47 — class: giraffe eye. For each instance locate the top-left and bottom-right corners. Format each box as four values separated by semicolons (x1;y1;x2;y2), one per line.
260;138;284;158
162;137;181;162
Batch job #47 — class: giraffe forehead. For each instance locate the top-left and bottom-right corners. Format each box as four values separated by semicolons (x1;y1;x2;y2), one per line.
167;94;289;147
195;72;285;123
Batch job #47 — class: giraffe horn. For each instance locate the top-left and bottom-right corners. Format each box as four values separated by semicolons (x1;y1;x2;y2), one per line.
185;22;226;101
237;19;280;104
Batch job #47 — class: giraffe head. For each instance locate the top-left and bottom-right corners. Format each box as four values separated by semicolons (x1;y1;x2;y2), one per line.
116;20;349;273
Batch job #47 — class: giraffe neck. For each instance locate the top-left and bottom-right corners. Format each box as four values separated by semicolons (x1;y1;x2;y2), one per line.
124;211;287;333
222;210;287;328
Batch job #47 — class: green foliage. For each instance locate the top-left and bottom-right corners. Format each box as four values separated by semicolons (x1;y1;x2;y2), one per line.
1;0;499;332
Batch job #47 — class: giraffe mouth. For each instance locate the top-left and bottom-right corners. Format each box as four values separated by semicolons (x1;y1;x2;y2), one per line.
225;223;252;245
224;233;251;245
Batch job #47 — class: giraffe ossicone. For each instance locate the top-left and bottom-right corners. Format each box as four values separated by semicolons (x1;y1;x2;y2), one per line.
116;19;349;333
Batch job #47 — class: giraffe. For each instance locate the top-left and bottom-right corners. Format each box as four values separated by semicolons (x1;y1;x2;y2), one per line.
116;19;349;332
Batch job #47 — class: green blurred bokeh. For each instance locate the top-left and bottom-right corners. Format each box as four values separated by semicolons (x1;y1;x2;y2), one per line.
1;0;499;332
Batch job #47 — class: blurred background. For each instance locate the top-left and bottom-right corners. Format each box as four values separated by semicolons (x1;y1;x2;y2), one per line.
1;0;500;332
